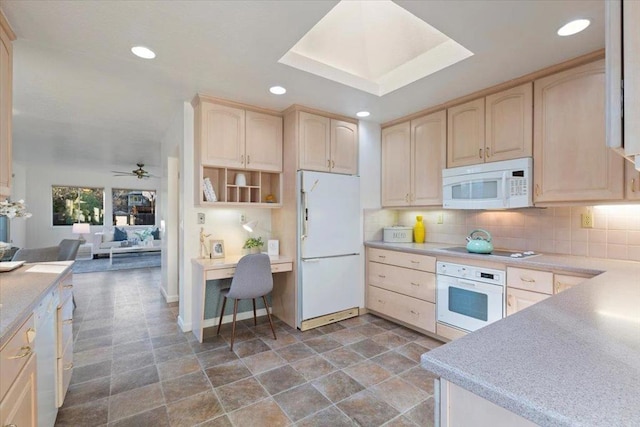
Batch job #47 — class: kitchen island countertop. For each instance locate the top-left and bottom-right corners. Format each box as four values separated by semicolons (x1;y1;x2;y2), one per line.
364;241;640;425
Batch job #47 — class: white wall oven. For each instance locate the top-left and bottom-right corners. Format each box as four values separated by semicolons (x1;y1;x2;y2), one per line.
436;261;505;333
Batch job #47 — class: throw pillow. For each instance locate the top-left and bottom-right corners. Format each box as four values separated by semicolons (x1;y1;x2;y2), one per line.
152;228;160;240
113;227;127;241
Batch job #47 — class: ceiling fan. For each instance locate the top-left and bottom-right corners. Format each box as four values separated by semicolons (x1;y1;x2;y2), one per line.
112;163;156;179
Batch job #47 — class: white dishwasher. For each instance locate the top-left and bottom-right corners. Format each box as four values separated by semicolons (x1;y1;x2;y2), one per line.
35;287;60;427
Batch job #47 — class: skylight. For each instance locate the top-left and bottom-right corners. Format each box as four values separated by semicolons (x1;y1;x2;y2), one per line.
279;0;473;97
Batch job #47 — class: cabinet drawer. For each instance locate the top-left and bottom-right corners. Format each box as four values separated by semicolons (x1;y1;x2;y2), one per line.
58;271;73;304
367;285;435;333
507;267;553;294
368;262;435;303
506;288;550;316
0;315;35;401
57;296;74;357
368;248;435;272
554;274;589;294
57;344;74;408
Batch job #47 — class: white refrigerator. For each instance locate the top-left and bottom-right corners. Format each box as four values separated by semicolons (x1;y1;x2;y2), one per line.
298;171;361;327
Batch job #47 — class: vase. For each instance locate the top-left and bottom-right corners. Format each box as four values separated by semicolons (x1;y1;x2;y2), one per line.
413;215;425;243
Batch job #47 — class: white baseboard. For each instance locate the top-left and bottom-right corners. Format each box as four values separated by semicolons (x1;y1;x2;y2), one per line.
159;286;179;303
178;309;271;334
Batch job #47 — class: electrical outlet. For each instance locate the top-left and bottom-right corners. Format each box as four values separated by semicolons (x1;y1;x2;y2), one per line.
197;213;205;225
239;213;246;224
437;213;444;224
581;212;594;228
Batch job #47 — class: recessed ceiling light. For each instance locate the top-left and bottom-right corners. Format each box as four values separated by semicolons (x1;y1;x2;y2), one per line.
269;86;287;95
557;19;590;37
131;46;156;59
356;111;370;118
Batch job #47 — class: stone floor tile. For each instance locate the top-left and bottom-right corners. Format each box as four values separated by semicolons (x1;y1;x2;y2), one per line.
108;383;165;422
371;351;417;375
295;406;357;427
216;377;269;412
303;335;342;353
337;390;399;427
233;338;271;358
347;339;389;359
256;364;306;395
62;376;111;408
157;355;201;381
108;405;170;427
399;366;439;395
76;325;114;341
112;338;152;355
414;335;445;350
166;391;225;427
395;342;430;363
205;360;252;387
391;326;424;341
161;371;212;403
73;346;113;368
404;398;435;427
344;360;393;388
70;359;112;386
327;328;367;345
198;415;233;427
316;322;345;334
273;383;331;421
383;415;419;427
291;355;336;381
275;342;316;363
55;397;109;427
111;351;155;375
371;377;429;412
190;335;228;353
151;332;188;349
352;323;386;337
264;331;299;349
73;334;113;353
312;371;364;403
370;331;411;350
110;365;159;396
111;328;150;346
322;347;365;369
227;398;291;427
242;350;287;374
154;342;195;363
196;347;238;369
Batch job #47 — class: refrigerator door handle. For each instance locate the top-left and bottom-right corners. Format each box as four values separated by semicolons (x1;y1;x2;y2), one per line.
302;258;320;263
301;190;308;240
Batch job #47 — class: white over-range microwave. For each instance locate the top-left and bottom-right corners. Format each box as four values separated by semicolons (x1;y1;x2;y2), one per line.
442;157;533;209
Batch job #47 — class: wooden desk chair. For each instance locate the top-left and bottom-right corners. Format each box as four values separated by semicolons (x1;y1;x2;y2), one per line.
216;253;277;351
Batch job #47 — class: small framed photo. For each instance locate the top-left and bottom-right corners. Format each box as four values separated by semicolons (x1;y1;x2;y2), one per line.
210;240;225;259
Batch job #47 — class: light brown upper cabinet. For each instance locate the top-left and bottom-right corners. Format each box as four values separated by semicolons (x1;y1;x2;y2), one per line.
447;83;532;168
533;60;624;204
382;111;446;207
0;12;14;200
624;158;640;200
299;111;358;175
196;99;282;172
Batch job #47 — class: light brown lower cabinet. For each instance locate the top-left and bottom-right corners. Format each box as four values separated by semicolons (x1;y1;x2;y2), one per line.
367;285;436;333
506;287;550;316
0;354;37;427
57;274;74;407
554;274;588;294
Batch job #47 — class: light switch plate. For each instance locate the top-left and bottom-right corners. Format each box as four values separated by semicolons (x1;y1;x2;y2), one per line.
197;213;205;224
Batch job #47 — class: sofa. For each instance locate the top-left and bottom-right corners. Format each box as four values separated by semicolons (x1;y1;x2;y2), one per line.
92;226;161;256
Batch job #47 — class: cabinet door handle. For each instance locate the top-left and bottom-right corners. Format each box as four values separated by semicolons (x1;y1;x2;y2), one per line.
63;284;73;289
327;159;331;167
377;255;386;259
377;299;385;304
64;362;74;371
520;276;535;283
554;282;560;293
479;148;483;159
410;260;420;264
535;184;540;197
63;319;73;325
485;147;490;158
240;154;244;164
332;160;335;168
632;178;636;193
6;424;18;427
410;282;420;287
26;328;36;343
247;155;250;164
507;295;513;307
7;346;32;359
378;274;386;279
410;310;419;315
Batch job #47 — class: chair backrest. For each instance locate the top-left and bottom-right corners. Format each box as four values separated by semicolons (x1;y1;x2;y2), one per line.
12;246;59;262
227;253;273;299
57;239;81;261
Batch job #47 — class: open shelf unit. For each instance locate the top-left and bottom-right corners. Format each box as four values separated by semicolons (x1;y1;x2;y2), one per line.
199;166;282;207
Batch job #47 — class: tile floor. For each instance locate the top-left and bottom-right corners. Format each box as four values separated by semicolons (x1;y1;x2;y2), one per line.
55;266;442;427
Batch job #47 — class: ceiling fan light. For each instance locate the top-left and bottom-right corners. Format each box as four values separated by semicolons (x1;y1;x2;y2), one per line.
557;19;590;36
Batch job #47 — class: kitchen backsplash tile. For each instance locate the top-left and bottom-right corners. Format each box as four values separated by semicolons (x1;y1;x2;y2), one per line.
364;205;640;262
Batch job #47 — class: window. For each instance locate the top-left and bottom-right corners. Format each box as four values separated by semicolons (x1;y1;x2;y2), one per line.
52;186;105;226
112;189;156;226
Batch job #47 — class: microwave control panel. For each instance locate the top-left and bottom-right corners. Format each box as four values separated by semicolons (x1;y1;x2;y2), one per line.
509;177;528;196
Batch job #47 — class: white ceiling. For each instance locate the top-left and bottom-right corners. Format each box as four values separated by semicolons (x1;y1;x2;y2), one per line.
1;0;604;172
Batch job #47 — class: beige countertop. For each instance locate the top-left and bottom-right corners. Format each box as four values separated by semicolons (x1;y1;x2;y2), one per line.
192;255;293;270
0;261;73;348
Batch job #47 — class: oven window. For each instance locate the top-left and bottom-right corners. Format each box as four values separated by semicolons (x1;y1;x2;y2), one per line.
448;287;488;321
451;181;498;200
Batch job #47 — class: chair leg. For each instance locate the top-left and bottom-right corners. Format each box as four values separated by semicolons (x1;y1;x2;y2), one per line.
217;296;227;336
262;296;277;341
230;299;239;351
252;299;257;326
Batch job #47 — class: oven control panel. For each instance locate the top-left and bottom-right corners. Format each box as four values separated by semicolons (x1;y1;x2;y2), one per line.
437;261;505;285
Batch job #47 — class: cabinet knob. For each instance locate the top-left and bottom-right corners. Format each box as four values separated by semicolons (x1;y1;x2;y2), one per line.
26;328;36;343
507;295;513;307
479;148;483;159
485;147;490;158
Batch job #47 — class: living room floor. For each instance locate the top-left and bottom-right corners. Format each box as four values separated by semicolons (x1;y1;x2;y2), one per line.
56;267;441;427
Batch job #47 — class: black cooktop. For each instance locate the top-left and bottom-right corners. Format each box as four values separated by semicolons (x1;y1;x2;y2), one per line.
439;246;541;259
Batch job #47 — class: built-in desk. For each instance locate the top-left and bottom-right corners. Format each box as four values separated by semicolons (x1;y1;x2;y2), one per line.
191;255;293;342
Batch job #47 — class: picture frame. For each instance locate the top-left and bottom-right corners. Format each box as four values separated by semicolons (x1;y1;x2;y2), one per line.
210;239;225;259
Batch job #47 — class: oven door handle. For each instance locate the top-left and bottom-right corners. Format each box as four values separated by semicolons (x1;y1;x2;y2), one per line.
456;279;478;288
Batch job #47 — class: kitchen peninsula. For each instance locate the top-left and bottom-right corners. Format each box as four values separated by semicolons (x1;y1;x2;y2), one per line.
364;241;640;426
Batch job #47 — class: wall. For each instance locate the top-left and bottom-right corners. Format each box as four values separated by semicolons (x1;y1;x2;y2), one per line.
7;161;27;248
365;205;640;261
22;163;159;248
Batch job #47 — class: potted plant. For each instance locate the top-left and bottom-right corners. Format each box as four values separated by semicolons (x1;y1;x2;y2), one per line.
242;236;264;255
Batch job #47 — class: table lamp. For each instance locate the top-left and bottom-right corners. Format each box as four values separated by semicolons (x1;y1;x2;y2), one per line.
72;223;90;243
